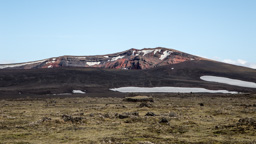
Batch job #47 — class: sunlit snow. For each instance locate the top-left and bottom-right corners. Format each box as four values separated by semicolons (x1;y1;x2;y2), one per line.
132;50;136;56
110;87;237;94
159;51;173;60
76;57;86;59
46;58;57;64
104;56;109;58
200;76;256;88
72;90;86;94
135;51;142;56
111;55;125;61
86;62;100;66
142;50;153;56
154;49;161;54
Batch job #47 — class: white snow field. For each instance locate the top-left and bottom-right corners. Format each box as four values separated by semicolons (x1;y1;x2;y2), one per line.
110;87;237;94
154;49;162;54
159;50;173;60
72;90;86;94
132;50;136;56
200;76;256;88
142;50;154;56
86;62;101;66
111;55;125;61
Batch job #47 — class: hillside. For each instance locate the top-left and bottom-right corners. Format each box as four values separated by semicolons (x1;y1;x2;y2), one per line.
0;59;256;96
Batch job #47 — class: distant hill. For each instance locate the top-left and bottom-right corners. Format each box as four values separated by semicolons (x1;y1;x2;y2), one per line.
0;47;256;96
0;47;206;70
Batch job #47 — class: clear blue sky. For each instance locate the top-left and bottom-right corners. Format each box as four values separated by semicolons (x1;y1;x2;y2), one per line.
0;0;255;67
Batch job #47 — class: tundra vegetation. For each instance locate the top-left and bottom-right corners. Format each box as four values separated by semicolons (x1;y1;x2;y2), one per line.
0;94;256;144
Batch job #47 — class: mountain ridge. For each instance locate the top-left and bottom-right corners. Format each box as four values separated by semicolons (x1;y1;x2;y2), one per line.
0;47;207;70
1;47;256;96
0;60;256;96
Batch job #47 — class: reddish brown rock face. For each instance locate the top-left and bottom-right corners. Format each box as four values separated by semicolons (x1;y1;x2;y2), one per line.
0;47;206;70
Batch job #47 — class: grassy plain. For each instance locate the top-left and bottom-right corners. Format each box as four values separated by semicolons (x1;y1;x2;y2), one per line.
0;94;256;144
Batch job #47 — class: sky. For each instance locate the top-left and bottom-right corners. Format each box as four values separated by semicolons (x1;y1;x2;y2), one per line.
0;0;255;68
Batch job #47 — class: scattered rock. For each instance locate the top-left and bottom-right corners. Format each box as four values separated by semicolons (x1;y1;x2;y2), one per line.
237;117;256;126
145;112;156;116
117;112;139;119
0;125;9;130
199;103;204;106
72;117;82;123
62;115;72;122
115;104;127;109
240;104;256;108
215;125;220;129
41;117;51;122
61;114;82;123
131;111;139;116
159;117;169;123
124;96;154;102
103;113;115;119
118;113;129;119
138;102;154;108
214;117;256;133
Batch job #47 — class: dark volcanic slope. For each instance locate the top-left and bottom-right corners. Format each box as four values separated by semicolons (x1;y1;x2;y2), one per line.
0;60;256;95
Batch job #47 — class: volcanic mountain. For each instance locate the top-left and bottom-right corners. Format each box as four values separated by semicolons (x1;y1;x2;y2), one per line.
0;47;206;70
0;47;256;97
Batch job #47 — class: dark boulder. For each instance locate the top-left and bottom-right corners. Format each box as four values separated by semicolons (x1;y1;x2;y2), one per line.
124;96;154;102
145;112;156;116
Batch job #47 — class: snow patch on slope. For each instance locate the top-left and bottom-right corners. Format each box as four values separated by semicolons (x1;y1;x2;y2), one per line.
154;49;161;54
76;57;86;59
110;87;237;94
0;59;47;69
46;58;57;64
111;55;125;61
104;56;109;58
159;51;173;60
132;50;136;56
86;62;100;66
135;51;142;56
72;90;86;94
142;50;153;56
200;76;256;88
